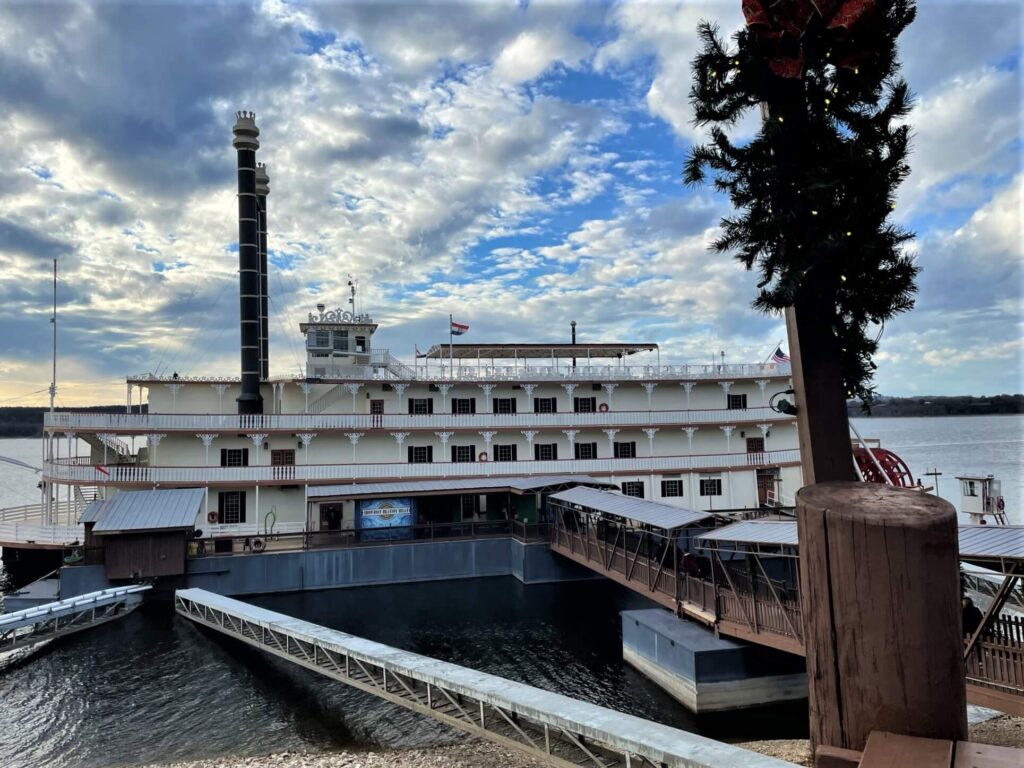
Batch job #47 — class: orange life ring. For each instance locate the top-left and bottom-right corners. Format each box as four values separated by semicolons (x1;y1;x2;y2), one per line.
478;451;488;462
997;498;1005;511
207;511;218;524
599;403;609;413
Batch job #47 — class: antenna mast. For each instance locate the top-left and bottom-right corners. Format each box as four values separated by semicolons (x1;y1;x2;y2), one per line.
49;258;57;413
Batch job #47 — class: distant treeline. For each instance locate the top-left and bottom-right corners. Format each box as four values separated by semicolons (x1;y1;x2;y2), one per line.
0;406;143;438
849;395;1024;417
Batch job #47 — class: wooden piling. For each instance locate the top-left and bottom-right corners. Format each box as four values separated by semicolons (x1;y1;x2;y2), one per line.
797;481;967;762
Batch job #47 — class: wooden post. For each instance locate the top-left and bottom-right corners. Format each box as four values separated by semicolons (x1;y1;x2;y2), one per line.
785;301;857;485
798;482;967;762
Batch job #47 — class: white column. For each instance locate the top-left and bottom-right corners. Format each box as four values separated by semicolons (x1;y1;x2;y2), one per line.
478;431;497;457
719;380;734;403
248;433;268;463
299;382;314;414
435;431;454;462
196;433;218;517
562;429;579;460
756;379;769;406
146;433;165;466
344;383;362;412
438;383;453;413
561;383;578;401
211;384;229;415
642;427;659;456
602;428;619;458
344;432;363;462
683;427;698;454
479;384;495;410
521;430;538;459
720;425;735;453
641;382;657;410
165;382;184;414
758;422;772;449
681;381;695;410
392;383;408;413
521;383;536;411
601;383;617;409
297;432;317;530
391;432;409;460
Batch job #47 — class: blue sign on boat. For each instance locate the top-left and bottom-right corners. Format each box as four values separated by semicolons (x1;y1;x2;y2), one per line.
356;498;416;540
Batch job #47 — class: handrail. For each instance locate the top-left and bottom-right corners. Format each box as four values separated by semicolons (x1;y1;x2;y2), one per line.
42;449;802;484
44;406;792;431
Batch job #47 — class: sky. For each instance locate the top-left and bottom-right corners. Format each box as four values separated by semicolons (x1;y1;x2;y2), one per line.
0;0;1020;407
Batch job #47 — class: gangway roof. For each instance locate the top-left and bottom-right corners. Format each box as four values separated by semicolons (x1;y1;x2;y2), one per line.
697;520;1024;568
548;486;713;530
80;488;204;534
309;475;616;500
419;343;657;360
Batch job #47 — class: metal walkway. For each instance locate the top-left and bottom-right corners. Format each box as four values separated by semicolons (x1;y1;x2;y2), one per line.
175;588;796;768
1;585;150;654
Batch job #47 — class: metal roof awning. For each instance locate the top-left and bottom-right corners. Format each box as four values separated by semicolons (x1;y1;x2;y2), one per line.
81;488;205;534
958;525;1024;564
697;520;800;549
309;475;616;501
418;343;658;360
547;487;713;531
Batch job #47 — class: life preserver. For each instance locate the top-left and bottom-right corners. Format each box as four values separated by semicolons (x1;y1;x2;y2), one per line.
479;451;488;462
599;403;609;413
207;511;218;524
997;498;1005;511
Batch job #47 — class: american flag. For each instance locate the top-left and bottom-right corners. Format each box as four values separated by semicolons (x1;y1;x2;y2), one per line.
771;346;791;363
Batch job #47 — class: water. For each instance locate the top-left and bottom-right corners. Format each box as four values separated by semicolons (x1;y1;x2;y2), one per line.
0;416;1020;767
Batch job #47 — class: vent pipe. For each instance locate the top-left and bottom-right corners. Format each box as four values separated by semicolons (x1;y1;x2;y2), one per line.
255;162;270;381
232;111;263;414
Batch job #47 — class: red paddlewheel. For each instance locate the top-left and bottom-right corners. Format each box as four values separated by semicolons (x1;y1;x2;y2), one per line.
853;447;915;487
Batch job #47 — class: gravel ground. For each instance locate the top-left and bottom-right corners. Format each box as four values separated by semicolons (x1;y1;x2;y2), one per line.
146;717;1023;768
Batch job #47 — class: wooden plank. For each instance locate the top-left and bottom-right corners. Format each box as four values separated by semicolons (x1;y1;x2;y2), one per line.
966;683;1024;718
953;741;1024;768
859;731;953;768
813;745;861;768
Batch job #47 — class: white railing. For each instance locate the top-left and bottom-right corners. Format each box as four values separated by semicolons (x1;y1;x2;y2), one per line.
126;362;790;385
45;406;791;432
42;449;801;485
0;521;84;545
203;521;307;537
0;499;82;523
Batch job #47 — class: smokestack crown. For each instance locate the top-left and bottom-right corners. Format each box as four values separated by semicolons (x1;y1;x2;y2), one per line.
232;111;260;151
255;163;270;196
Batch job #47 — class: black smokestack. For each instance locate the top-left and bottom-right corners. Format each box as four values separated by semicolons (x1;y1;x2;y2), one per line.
232;111;263;414
256;162;270;381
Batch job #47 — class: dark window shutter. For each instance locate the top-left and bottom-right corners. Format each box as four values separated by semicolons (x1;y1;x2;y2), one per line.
428;398;434;414
551;444;558;460
511;444;517;461
427;445;433;462
239;492;247;523
534;443;540;460
551;397;557;412
470;398;476;414
220;449;227;467
408;399;414;415
511;399;517;413
217;492;225;522
451;445;457;463
469;445;476;462
533;397;539;412
241;449;249;467
492;398;499;413
408;446;414;463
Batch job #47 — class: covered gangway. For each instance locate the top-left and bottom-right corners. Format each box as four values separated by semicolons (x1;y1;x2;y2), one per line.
547;487;716;610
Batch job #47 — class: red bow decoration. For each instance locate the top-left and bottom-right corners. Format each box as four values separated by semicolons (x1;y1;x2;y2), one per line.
742;0;875;78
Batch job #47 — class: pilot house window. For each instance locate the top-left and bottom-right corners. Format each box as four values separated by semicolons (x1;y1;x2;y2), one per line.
220;448;249;467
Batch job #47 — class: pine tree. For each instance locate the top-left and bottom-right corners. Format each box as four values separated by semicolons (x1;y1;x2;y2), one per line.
684;0;919;405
